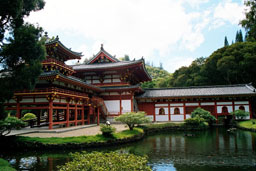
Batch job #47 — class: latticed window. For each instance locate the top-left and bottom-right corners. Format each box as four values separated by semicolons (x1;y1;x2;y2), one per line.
159;108;165;115
222;106;228;114
174;107;180;114
239;105;245;111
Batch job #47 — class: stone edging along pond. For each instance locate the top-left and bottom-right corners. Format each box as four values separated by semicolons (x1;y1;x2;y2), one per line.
2;123;208;150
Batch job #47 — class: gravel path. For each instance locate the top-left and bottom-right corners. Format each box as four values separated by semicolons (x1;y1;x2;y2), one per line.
22;124;128;138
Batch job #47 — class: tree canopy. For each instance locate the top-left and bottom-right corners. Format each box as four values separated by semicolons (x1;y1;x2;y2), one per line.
0;0;46;119
240;0;256;41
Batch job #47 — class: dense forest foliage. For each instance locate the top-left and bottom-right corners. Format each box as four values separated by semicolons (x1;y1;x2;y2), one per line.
141;65;172;88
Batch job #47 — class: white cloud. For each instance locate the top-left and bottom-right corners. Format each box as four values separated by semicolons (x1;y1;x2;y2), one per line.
213;0;244;27
26;0;245;72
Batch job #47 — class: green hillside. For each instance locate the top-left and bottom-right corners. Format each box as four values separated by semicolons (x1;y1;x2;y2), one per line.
142;65;172;88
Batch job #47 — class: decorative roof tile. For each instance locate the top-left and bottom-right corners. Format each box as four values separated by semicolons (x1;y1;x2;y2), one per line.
136;84;256;98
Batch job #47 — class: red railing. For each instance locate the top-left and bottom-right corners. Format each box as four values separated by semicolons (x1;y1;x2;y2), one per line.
42;58;74;71
16;87;88;97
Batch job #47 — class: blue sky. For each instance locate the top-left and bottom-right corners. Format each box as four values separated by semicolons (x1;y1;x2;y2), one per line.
26;0;245;73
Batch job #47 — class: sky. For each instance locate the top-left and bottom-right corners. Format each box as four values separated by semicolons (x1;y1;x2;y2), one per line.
26;0;246;73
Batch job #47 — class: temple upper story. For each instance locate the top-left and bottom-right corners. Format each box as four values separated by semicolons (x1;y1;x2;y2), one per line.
72;45;151;87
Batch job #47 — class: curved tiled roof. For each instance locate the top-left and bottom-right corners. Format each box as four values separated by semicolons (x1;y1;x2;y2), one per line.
136;84;256;98
45;36;83;59
72;59;143;70
40;71;102;92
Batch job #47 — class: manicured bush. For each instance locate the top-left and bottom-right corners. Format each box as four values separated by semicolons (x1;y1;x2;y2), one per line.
0;158;16;171
0;117;25;136
191;107;216;125
100;124;116;137
185;115;205;127
21;113;37;121
231;110;250;120
58;151;151;171
115;111;151;130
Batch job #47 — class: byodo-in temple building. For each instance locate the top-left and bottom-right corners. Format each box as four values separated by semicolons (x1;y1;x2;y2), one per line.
4;37;256;129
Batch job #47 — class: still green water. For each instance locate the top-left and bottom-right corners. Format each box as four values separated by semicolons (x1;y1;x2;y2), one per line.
3;127;256;171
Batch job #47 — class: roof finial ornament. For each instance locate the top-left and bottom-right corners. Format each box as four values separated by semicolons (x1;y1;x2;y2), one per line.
101;44;104;50
56;35;59;40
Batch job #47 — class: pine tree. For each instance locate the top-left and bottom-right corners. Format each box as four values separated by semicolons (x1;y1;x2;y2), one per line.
224;36;229;46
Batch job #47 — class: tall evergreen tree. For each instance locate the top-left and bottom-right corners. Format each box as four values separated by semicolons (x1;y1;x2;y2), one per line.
0;0;46;119
235;30;243;42
240;0;256;41
224;36;229;46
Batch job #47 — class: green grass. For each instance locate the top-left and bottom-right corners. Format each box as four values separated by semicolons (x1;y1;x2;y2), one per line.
0;158;16;171
237;119;256;131
17;128;143;144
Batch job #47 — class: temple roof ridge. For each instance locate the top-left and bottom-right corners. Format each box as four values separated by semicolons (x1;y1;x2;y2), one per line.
45;36;83;58
87;44;120;64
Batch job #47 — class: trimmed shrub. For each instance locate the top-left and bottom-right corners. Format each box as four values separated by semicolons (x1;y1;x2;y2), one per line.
0;117;25;136
231;110;250;120
21;113;37;121
0;158;15;171
191;107;216;125
58;151;151;171
185;115;205;127
100;124;116;137
115;111;151;130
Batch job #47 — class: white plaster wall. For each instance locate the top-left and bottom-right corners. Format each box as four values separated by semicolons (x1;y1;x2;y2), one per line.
109;92;119;95
217;102;232;105
155;104;168;107
155;107;168;115
170;103;183;107
235;105;249;112
171;115;184;121
234;101;249;105
20;98;33;103
186;114;191;119
201;102;215;106
217;106;233;113
113;78;120;83
103;79;111;83
156;115;169;121
185;103;199;106
105;100;120;113
122;100;131;113
170;107;184;114
93;80;100;83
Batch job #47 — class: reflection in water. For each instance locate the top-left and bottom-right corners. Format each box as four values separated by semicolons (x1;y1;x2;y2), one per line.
2;128;256;171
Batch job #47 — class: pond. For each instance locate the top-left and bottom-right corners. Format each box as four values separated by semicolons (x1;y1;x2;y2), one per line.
2;127;256;171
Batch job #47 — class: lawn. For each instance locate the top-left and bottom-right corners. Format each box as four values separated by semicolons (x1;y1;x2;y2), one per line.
17;128;143;144
237;119;256;131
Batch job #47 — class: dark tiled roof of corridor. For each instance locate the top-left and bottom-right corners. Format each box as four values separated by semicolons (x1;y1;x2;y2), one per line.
136;84;256;98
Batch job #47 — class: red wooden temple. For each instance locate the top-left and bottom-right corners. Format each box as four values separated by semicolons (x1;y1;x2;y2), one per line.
4;37;256;129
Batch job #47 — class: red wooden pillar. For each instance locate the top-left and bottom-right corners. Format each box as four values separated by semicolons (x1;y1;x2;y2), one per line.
88;106;91;124
97;107;100;125
214;101;218;124
16;101;21;118
168;102;171;121
183;102;186;120
49;100;53;129
249;100;253;119
120;92;122;115
75;102;78;126
66;103;70;127
131;94;134;112
153;101;156;122
82;104;85;125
